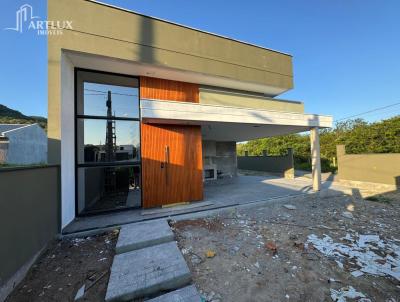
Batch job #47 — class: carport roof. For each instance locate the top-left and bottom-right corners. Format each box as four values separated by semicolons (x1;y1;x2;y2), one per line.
140;100;333;141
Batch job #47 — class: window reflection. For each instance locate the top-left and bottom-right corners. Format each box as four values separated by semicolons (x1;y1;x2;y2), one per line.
76;70;141;214
77;119;140;164
80;82;139;118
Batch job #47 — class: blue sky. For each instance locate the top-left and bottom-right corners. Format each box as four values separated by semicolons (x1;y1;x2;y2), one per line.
1;0;399;122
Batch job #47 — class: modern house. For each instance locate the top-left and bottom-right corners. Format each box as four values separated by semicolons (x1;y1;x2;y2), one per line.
48;0;333;229
0;124;47;165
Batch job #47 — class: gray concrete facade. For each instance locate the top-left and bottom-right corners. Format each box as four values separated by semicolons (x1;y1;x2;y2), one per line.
0;124;47;165
202;140;237;181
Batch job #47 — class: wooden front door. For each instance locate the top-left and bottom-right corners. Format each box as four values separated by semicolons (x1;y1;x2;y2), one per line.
141;123;203;208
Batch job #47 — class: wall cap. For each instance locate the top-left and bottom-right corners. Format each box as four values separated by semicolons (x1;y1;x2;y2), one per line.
0;164;60;173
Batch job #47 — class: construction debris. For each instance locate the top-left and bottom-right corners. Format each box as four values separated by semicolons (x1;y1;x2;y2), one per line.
330;286;370;302
205;250;216;258
168;191;400;301
341;211;354;219
283;204;297;210
74;285;85;301
265;241;278;255
307;233;400;281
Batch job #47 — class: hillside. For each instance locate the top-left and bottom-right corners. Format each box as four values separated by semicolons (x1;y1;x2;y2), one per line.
0;104;47;130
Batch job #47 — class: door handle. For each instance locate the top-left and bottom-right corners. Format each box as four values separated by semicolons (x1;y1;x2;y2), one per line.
165;145;169;185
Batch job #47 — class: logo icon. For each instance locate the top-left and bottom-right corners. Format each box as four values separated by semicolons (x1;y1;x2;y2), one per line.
5;4;39;33
5;3;72;36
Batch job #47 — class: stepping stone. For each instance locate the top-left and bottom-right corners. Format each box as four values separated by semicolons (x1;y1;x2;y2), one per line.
105;241;191;302
147;285;202;302
116;219;174;254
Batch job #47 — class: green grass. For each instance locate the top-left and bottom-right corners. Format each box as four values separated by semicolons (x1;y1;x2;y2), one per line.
365;195;392;204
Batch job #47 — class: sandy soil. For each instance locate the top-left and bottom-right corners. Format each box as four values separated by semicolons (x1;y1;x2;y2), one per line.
171;190;400;302
6;230;118;302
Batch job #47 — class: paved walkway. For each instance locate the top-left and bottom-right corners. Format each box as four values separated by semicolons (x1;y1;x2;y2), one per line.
105;219;201;301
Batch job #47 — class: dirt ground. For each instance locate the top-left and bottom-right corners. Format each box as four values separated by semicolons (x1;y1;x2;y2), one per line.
6;230;118;302
171;190;400;302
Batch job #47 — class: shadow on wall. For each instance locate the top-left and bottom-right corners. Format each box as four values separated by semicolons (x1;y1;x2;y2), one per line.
139;14;155;66
48;138;61;165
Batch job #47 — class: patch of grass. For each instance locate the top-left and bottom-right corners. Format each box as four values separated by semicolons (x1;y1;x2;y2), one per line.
365;195;392;204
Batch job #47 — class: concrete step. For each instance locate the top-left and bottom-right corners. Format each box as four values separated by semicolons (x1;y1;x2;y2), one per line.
116;219;174;254
105;241;191;302
147;285;202;302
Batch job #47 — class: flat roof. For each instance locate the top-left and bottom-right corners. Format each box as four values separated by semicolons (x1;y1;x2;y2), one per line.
86;0;292;57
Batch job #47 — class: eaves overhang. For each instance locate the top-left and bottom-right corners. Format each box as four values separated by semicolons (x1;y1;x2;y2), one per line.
141;100;333;129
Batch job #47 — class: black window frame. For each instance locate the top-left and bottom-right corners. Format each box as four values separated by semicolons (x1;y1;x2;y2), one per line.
74;68;142;216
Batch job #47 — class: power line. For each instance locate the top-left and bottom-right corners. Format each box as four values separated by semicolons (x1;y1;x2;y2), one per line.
334;101;400;122
84;88;138;97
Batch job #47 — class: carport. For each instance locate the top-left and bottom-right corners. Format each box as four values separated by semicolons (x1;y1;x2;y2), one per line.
141;98;332;191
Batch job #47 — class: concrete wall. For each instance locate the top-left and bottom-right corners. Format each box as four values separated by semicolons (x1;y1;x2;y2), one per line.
48;0;293;164
202;140;237;180
0;139;8;163
4;125;47;165
237;149;294;178
337;145;400;187
200;87;304;113
0;166;60;301
60;53;76;228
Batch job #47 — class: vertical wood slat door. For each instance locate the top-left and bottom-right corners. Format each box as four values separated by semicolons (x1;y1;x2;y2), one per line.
140;76;203;208
141;123;203;208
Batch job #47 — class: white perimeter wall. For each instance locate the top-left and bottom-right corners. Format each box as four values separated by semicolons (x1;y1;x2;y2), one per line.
60;53;75;228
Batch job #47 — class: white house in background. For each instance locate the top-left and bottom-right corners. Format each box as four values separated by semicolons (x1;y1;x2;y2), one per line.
0;124;47;165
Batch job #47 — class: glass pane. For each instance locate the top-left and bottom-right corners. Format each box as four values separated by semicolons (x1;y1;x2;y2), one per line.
77;166;141;214
77;119;140;164
80;82;139;118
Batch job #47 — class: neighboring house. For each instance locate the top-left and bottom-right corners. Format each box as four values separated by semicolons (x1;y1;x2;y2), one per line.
48;0;333;228
0;124;47;165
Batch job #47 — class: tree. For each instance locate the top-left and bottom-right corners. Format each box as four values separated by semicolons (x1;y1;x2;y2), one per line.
237;115;400;172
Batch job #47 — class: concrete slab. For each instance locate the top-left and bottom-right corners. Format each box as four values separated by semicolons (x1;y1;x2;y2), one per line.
63;175;353;235
141;201;214;216
147;285;202;302
116;219;174;254
105;241;191;302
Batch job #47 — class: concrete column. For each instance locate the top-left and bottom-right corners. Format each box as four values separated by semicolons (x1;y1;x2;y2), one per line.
310;127;321;191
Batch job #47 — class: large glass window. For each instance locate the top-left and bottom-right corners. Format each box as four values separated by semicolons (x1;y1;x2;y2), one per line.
80;82;139;118
77;119;140;164
76;70;141;215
